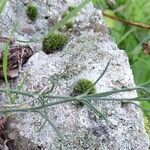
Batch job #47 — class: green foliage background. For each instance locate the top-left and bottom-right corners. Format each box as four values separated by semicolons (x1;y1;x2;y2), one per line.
93;0;150;135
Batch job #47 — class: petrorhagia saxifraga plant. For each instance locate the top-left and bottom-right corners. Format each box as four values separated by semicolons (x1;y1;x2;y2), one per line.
0;61;150;140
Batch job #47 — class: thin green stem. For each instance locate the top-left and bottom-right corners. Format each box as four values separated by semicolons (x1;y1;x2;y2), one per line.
84;59;111;95
82;87;150;98
130;102;150;112
84;97;150;101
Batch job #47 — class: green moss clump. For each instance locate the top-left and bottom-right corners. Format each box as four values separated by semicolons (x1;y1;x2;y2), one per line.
26;4;38;21
61;6;76;30
62;6;77;18
42;33;69;54
68;6;76;12
72;79;96;106
65;21;73;29
73;79;96;96
62;11;68;18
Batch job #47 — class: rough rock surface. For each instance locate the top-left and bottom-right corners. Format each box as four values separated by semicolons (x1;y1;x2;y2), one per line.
0;0;149;150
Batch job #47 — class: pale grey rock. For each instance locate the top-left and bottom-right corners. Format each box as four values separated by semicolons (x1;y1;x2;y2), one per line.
0;0;149;150
12;33;149;150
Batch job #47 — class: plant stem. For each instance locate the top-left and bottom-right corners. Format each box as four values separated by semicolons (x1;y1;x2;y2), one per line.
103;11;150;29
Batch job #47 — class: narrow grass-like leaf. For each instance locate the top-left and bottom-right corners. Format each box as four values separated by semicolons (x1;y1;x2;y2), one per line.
16;39;41;43
0;94;149;114
138;80;150;88
0;0;8;14
10;20;19;36
37;96;64;139
129;35;150;56
92;0;108;10
0;98;73;113
36;119;47;132
117;28;136;44
43;75;58;95
82;87;150;99
2;43;9;83
0;88;34;97
11;73;28;104
84;96;150;102
36;109;64;140
80;98;109;122
130;102;150;112
83;59;111;95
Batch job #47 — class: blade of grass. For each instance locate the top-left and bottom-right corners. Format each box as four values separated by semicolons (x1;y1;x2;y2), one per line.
84;96;150;102
37;111;64;140
37;96;64;140
82;87;150;98
10;20;19;36
36;119;47;132
11;73;28;104
129;34;150;56
2;42;13;104
0;0;8;14
43;75;58;95
138;80;150;88
117;28;136;45
80;98;109;122
0;89;149;114
37;96;56;132
83;59;111;95
130;102;150;112
0;95;149;114
2;43;9;83
92;0;108;10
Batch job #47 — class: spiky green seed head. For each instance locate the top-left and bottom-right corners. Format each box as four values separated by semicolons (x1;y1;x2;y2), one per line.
42;33;69;54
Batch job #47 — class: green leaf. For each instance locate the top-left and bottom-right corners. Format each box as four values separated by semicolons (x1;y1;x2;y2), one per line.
115;0;126;6
83;59;111;95
92;0;108;10
0;0;8;14
80;98;108;121
11;73;28;104
2;43;9;83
